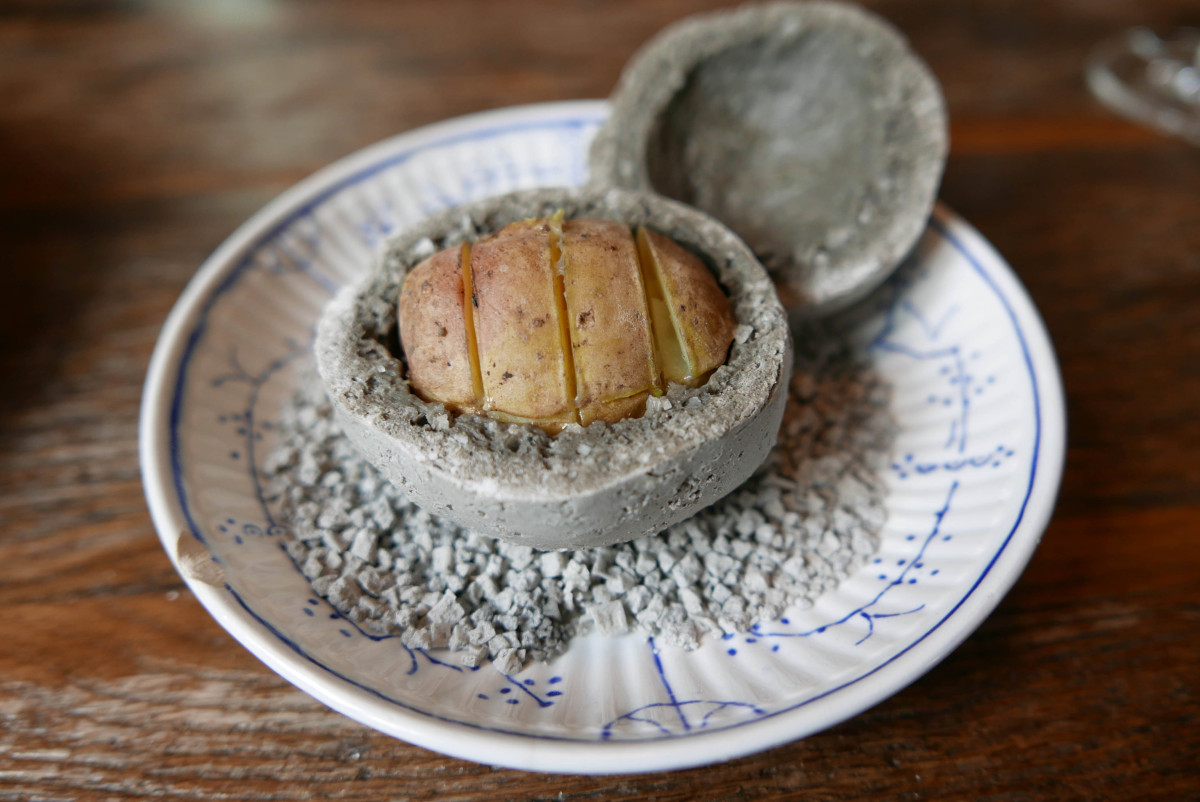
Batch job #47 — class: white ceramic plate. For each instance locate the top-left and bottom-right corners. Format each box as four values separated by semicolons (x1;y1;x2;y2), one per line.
140;101;1066;774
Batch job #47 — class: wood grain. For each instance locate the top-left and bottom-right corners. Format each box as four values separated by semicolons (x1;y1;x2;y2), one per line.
1;1;1198;798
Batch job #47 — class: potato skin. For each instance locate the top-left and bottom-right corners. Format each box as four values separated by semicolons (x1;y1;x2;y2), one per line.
397;245;478;411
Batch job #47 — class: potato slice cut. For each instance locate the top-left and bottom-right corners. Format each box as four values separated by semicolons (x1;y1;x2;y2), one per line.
397;244;479;412
469;219;577;425
636;226;736;386
577;391;652;427
459;241;485;406
636;229;690;385
561;219;658;425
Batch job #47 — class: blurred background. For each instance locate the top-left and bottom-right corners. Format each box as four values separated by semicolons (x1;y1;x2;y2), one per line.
0;1;1196;798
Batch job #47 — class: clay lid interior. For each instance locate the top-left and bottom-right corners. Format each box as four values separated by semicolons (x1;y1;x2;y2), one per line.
589;1;948;315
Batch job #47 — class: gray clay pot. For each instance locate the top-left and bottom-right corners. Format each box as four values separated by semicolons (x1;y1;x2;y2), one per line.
316;187;792;550
589;1;948;315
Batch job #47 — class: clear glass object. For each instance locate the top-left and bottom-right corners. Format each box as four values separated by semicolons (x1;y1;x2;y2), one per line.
1086;27;1200;145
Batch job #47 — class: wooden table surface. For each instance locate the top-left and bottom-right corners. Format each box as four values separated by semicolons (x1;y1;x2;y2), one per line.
2;1;1197;798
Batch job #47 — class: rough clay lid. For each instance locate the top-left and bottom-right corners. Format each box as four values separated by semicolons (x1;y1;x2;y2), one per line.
589;1;948;315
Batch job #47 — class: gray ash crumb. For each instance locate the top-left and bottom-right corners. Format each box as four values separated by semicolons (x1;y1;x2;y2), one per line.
264;325;892;666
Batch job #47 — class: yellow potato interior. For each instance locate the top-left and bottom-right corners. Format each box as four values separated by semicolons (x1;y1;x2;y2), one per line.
636;226;693;385
639;227;735;388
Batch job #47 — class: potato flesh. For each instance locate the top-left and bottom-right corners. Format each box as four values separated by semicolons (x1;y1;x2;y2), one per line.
397;218;735;431
636;228;692;385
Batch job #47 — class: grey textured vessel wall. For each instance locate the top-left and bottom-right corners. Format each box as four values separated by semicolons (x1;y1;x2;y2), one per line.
315;188;791;550
589;1;948;316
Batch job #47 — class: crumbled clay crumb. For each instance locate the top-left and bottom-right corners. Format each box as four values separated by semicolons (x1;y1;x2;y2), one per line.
265;325;892;666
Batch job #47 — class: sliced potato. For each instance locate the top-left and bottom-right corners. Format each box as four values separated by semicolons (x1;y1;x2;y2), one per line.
636;228;690;384
562;219;658;424
397;244;479;411
637;227;736;386
469;219;576;424
398;216;737;432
